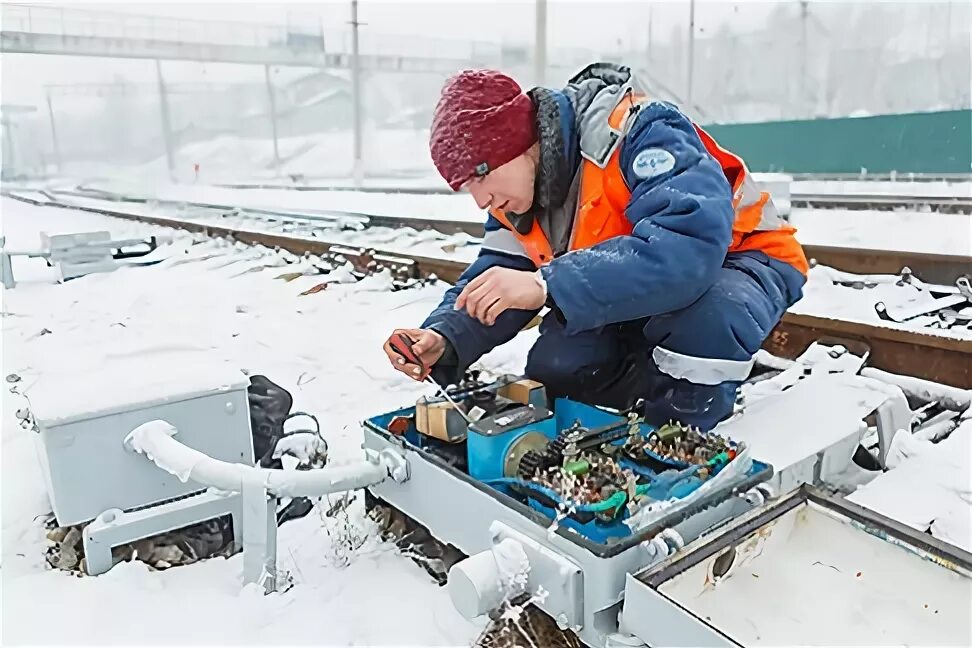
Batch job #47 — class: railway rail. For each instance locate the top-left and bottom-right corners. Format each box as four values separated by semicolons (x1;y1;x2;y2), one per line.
4;189;970;389
789;193;971;214
208;182;972;214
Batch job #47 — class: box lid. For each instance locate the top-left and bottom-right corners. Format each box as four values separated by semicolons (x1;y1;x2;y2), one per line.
29;351;250;427
630;488;972;647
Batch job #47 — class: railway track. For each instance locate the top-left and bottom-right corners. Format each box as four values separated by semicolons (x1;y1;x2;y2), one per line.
789;193;971;214
787;173;972;182
209;182;972;215
49;187;971;285
5;190;971;389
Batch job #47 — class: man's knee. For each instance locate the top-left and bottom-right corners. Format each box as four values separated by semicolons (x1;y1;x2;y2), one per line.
638;266;789;430
524;322;637;407
644;267;782;362
525;327;607;388
525;343;576;388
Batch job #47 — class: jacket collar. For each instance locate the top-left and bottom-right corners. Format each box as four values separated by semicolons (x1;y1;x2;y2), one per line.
504;62;638;234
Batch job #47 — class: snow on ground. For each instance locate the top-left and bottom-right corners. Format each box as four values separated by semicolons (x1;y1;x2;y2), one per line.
793;179;972;199
848;416;972;553
1;199;536;645
788;208;971;256
75;179;972;256
2;199;970;644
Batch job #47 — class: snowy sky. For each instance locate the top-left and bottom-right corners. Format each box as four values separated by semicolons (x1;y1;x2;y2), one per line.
2;1;965;112
3;0;780;106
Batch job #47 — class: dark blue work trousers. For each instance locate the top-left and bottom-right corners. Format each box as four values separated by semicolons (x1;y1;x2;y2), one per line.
525;252;804;430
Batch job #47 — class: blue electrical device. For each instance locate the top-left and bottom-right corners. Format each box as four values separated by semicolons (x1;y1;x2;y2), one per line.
465;399;628;481
365;392;772;545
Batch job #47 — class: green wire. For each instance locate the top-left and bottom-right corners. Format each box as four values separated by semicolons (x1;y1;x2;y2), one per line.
582;490;627;513
707;452;729;466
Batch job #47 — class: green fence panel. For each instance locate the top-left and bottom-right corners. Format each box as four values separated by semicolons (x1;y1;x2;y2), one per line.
703;110;971;174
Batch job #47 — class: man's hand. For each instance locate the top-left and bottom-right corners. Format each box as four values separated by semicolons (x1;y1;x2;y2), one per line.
454;267;546;326
383;328;446;381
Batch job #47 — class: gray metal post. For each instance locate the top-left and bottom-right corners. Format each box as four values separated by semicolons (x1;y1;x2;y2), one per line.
534;0;547;87
154;59;175;181
800;0;809;117
45;90;62;174
350;0;364;187
241;481;278;593
264;64;281;175
687;0;696;109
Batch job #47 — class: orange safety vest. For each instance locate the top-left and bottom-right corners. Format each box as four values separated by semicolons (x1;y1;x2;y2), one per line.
489;93;809;275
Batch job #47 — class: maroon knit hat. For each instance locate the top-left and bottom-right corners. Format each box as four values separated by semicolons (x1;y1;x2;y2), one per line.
429;70;537;191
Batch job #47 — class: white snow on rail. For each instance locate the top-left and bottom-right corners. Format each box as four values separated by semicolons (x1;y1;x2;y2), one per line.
790;266;971;341
84;178;478;222
788;207;970;256
793;179;972;200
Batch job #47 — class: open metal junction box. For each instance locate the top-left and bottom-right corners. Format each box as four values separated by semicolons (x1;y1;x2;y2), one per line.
623;486;972;647
361;369;962;648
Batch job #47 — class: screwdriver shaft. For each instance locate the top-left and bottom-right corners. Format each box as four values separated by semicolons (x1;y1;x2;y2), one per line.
424;376;475;426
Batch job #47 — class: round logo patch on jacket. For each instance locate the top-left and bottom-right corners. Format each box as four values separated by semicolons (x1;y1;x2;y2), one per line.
632;148;676;179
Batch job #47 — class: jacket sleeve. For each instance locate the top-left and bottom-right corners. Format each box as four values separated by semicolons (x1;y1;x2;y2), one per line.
539;101;735;334
421;215;540;385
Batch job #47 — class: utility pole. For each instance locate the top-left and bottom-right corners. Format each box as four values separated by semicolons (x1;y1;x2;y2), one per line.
647;2;653;66
350;0;364;187
687;0;696;108
945;0;952;40
800;0;809;118
155;59;175;182
264;65;281;176
534;0;547;87
45;89;62;174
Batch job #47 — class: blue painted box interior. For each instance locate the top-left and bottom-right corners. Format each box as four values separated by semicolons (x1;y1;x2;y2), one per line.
365;398;770;545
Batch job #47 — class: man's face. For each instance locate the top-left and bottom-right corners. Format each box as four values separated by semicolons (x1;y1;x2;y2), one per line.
463;152;536;215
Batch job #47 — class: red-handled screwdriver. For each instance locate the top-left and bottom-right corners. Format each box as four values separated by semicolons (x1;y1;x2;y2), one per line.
388;332;475;426
388;332;426;374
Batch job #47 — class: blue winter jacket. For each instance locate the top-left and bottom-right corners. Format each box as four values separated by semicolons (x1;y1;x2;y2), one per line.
421;63;803;385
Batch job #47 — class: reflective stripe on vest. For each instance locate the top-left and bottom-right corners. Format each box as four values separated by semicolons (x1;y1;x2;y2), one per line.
481;225;536;260
482;216;553;264
489;93;808;275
